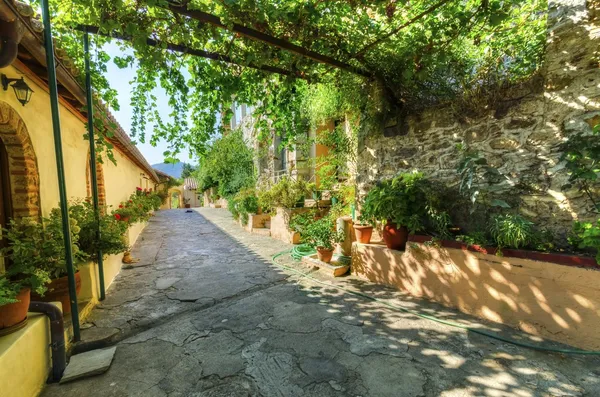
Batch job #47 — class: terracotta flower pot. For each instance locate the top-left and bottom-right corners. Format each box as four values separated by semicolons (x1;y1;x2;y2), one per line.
0;288;30;331
353;224;373;244
185;204;191;208
32;272;81;314
316;247;334;263
382;220;408;250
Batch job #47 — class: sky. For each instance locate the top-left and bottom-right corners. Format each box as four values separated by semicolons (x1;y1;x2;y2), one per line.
103;43;196;166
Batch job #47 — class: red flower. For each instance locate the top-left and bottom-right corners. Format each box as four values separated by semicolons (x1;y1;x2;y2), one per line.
129;200;133;203
114;213;121;221
119;204;123;208
136;187;142;191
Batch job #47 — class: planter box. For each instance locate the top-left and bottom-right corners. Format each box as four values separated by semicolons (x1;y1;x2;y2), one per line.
302;254;350;277
408;235;598;269
246;214;271;233
352;240;600;350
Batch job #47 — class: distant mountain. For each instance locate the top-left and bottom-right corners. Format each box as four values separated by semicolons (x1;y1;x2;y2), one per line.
152;162;185;179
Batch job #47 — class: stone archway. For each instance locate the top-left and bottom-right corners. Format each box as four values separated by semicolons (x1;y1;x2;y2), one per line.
85;150;106;210
0;101;41;219
168;187;184;209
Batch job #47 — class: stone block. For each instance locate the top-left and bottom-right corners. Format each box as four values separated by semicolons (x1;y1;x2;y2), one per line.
60;347;117;384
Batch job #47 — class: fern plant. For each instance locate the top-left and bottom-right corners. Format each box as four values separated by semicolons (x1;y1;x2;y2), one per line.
488;214;536;250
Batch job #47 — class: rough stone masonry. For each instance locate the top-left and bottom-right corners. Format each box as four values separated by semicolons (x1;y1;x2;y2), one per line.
357;0;600;240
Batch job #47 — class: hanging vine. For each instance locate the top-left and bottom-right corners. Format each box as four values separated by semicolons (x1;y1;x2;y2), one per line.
30;0;547;160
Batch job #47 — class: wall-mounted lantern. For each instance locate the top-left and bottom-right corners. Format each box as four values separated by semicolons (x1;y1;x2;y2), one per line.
1;74;34;106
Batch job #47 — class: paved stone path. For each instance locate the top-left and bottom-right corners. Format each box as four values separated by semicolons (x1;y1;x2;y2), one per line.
43;209;600;397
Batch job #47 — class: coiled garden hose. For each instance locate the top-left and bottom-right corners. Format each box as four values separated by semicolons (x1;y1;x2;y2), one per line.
272;248;600;356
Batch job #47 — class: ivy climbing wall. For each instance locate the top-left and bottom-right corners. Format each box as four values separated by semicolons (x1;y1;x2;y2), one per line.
357;0;600;241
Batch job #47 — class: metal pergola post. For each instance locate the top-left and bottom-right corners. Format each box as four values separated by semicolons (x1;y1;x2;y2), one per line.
40;0;80;341
83;31;106;301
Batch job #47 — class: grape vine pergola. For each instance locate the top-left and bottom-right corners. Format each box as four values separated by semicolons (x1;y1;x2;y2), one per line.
34;0;546;340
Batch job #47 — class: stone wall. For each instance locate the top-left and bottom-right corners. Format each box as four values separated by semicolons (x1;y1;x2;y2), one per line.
357;0;600;239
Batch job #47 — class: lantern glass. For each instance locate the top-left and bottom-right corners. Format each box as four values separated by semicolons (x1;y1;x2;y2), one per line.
11;78;33;106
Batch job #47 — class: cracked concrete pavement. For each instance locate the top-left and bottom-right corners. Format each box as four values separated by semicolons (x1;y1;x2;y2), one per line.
42;208;600;397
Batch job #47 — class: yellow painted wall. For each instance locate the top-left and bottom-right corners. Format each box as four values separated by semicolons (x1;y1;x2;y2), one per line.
0;64;154;214
79;221;148;302
0;314;51;397
353;242;600;350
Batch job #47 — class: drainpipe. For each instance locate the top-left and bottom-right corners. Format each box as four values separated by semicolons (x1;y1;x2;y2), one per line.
40;0;80;341
83;31;105;301
0;20;21;68
29;302;66;382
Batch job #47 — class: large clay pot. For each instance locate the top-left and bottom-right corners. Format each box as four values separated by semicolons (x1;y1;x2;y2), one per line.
316;247;334;263
32;272;81;314
185;204;191;208
0;288;30;331
382;220;408;250
353;224;373;244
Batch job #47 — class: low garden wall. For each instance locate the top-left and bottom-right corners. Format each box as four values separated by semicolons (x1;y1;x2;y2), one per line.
245;213;271;233
352;239;600;350
270;207;306;244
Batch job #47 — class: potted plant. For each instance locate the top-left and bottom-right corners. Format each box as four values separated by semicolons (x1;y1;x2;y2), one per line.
69;201;129;263
361;172;428;250
28;208;85;314
184;198;191;208
303;218;345;263
0;218;51;332
353;210;375;244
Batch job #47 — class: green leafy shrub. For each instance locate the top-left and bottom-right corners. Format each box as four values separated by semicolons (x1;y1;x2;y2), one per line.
290;210;319;236
488;214;537;250
560;121;600;212
570;220;600;264
195;130;255;198
68;201;128;263
360;172;429;233
258;176;310;214
302;217;345;251
112;188;159;224
230;188;259;225
0;218;55;304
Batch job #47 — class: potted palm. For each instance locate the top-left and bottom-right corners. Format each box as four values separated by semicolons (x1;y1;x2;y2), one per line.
303;218;345;263
0;218;51;331
361;172;427;250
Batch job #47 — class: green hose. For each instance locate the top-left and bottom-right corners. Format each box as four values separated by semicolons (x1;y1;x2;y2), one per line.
272;249;600;356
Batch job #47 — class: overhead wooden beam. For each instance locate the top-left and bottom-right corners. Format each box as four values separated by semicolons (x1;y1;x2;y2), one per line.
164;1;371;78
77;25;307;80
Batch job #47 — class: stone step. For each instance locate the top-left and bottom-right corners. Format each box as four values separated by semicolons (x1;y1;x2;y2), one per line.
251;228;271;237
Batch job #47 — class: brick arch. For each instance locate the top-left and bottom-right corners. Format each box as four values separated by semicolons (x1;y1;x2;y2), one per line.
85;150;106;209
0;101;41;219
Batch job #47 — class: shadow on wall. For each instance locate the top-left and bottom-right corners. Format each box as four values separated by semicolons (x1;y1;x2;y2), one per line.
353;241;600;350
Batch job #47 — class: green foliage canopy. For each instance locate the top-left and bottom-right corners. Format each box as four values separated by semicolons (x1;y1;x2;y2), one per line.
44;0;547;159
